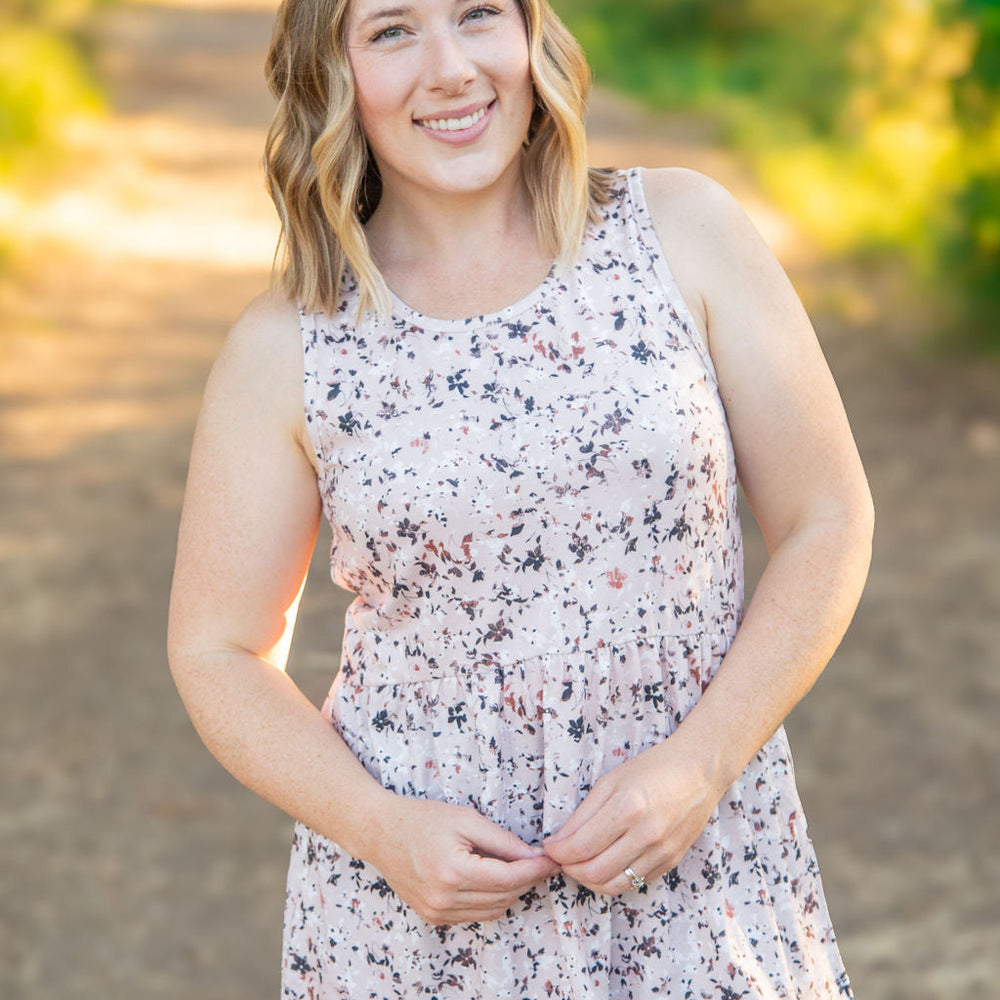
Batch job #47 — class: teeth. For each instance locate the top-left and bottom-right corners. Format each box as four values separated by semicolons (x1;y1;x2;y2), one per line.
420;106;487;132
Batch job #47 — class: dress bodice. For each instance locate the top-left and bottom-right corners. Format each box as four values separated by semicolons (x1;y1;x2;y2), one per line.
301;169;742;682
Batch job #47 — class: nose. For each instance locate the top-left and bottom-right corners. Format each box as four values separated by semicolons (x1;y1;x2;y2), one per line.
423;26;476;94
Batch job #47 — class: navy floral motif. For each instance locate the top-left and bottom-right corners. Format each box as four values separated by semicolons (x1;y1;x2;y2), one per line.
282;170;852;998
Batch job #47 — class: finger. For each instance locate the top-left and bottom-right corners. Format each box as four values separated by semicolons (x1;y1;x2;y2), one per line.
417;887;534;925
459;851;560;894
567;844;663;896
544;779;614;846
462;813;547;862
425;880;540;927
558;829;649;888
424;904;516;927
614;847;663;894
449;888;529;908
544;804;631;866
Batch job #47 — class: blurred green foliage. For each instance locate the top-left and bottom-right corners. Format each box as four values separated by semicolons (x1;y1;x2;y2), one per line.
557;0;1000;351
0;0;110;180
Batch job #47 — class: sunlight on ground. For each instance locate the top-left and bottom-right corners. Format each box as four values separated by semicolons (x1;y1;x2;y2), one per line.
1;2;802;274
0;253;218;459
0;113;279;268
0;0;804;465
128;0;279;9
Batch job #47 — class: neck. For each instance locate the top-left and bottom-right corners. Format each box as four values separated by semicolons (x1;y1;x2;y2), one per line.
364;160;538;272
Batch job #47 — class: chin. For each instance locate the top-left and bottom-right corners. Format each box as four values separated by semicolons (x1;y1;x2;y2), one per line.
431;156;522;195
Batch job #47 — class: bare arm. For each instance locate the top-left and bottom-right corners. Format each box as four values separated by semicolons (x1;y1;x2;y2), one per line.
167;291;386;857
651;165;874;789
544;167;874;892
168;291;556;924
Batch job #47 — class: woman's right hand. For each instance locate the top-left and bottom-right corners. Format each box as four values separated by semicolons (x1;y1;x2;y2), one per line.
366;794;560;926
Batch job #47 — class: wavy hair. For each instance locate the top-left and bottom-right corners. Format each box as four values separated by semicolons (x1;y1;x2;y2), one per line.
264;0;611;317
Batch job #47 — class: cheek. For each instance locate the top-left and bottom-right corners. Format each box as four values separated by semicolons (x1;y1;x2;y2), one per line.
503;54;534;124
492;31;532;107
350;57;407;136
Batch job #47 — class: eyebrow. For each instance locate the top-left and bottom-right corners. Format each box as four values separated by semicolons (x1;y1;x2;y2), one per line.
353;0;485;32
354;5;414;31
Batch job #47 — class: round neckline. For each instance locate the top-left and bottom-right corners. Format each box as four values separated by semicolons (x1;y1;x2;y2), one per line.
385;259;562;333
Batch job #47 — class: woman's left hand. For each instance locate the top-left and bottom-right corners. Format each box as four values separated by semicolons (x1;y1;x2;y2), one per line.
541;737;723;895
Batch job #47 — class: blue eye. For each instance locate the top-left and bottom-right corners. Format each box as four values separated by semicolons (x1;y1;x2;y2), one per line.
463;5;501;23
372;24;406;42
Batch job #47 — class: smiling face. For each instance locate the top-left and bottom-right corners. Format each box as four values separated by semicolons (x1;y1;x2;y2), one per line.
344;0;535;203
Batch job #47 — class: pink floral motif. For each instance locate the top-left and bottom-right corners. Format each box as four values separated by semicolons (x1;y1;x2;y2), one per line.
284;169;852;1000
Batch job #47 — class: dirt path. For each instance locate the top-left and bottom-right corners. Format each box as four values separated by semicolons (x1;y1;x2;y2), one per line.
2;2;997;997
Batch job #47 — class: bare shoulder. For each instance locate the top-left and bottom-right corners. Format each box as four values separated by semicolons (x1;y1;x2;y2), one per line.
640;166;771;279
640;165;721;208
220;287;302;370
640;166;752;243
203;287;308;447
637;167;753;349
639;167;797;353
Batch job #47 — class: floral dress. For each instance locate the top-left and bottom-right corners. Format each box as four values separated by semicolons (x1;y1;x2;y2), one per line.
281;169;852;999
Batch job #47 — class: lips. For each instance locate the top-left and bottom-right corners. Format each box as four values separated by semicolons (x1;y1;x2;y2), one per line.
414;100;494;134
419;106;488;132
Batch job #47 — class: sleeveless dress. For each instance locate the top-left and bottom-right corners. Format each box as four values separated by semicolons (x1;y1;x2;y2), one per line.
282;169;852;999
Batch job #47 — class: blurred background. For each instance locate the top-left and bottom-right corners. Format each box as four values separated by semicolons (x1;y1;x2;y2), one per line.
1;0;997;997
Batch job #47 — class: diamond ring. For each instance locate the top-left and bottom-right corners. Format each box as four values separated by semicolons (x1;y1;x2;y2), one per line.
624;864;646;889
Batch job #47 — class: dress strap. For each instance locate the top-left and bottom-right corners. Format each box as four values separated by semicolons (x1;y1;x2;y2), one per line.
622;167;720;387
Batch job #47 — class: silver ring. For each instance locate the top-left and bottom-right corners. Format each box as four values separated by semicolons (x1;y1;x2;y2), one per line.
624;864;646;889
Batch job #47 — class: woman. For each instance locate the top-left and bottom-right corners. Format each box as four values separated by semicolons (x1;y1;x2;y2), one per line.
168;0;874;996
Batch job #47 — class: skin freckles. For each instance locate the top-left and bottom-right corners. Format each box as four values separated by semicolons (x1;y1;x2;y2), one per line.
345;0;535;203
170;2;871;990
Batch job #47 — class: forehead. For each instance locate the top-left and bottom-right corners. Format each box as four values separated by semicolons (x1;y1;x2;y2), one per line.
348;0;438;22
346;0;528;25
348;0;411;18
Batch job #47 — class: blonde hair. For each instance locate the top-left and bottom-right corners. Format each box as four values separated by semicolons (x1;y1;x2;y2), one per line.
264;0;611;317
